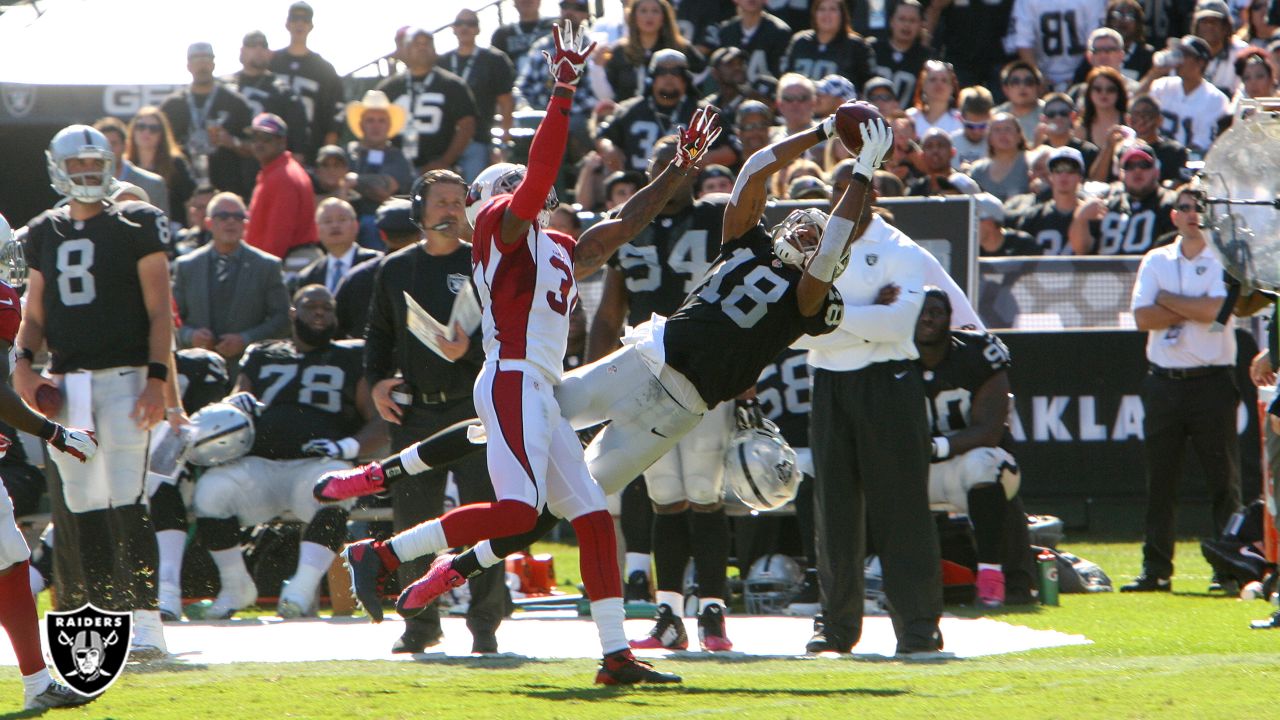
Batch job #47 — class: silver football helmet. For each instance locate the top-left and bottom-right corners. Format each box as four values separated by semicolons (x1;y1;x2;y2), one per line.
770;207;829;269
184;402;255;467
46;124;115;203
723;418;800;512
464;162;558;227
0;213;26;287
743;553;805;614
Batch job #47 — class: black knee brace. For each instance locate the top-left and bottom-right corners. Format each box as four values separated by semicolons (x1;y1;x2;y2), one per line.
149;482;188;533
197;516;242;552
303;506;350;552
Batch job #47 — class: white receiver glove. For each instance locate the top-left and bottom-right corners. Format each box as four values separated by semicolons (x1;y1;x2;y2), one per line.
852;118;893;180
302;437;361;460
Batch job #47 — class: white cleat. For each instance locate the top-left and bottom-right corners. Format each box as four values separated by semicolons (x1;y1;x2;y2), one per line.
159;582;183;622
187;579;258;620
276;580;319;619
130;609;170;661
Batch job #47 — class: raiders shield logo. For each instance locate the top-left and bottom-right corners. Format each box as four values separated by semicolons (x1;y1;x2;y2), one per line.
447;273;469;294
1196;265;1207;275
45;604;132;697
866;254;879;266
1;83;35;119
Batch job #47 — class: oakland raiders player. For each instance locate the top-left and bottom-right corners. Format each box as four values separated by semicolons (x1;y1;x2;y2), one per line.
190;285;382;619
0;214;96;710
588;136;735;651
321;110;893;655
1068;142;1175;255
15;125;172;658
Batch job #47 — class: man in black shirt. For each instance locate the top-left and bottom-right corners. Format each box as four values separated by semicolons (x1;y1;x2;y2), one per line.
17;125;171;657
710;0;793;82
362;171;507;655
491;0;556;63
229;30;310;159
442;9;517;182
679;0;736;52
1069;143;1176;255
269;1;345;150
925;0;1016;91
1015;145;1086;254
160;43;254;197
376;29;478;176
976;193;1042;256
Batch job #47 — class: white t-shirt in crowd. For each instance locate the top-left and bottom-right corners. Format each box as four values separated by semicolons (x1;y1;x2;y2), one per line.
1148;76;1231;157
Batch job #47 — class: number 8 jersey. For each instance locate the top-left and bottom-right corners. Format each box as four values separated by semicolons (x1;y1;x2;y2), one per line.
24;200;169;373
662;223;843;407
472;195;578;382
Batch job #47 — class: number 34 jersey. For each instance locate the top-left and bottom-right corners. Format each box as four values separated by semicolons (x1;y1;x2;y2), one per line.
608;196;726;324
662;223;843;407
24;201;169;373
239;339;365;460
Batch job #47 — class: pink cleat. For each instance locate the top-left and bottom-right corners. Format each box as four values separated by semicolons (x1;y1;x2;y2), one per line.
697;604;733;651
314;461;387;503
396;553;465;619
976;567;1005;609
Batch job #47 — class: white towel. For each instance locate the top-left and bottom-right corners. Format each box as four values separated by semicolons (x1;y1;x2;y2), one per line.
63;371;93;431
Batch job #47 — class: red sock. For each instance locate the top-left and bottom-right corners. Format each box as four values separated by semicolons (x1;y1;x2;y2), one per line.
572;510;622;600
0;561;46;675
440;499;538;548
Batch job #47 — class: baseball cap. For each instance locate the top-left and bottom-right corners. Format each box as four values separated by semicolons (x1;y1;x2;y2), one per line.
187;42;214;60
1178;35;1213;61
376;198;415;234
1047;145;1085;173
251;113;288;137
560;0;590;9
242;30;268;48
817;74;857;100
709;46;745;67
316;145;348;164
973;193;1005;223
1119;143;1156;166
863;77;895;98
1193;0;1231;24
700;164;736;184
788;176;832;200
288;1;314;20
650;48;689;72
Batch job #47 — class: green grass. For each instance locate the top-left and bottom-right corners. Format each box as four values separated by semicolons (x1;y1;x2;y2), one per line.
6;538;1278;719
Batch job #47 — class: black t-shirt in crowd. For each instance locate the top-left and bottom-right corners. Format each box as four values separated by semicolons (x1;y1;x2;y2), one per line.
491;18;557;64
982;228;1044;256
598;95;731;171
159;84;253;196
663;224;842;407
376;68;478;168
25;201;168;373
710;12;793;81
240;339;365;460
269;49;345;147
439;48;516;143
1014;199;1078;255
921;329;1015;452
1086;186;1177;255
677;0;736;48
871;37;936;107
608;196;727;325
932;0;1016;76
754;346;812;449
781;31;875;90
364;243;483;397
228;71;312;157
176;347;231;414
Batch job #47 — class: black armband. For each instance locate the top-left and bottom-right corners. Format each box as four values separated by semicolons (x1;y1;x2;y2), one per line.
16;348;34;364
147;361;169;381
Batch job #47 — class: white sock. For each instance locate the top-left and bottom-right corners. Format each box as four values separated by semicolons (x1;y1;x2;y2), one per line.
656;590;683;614
156;529;187;587
210;547;252;587
297;540;336;573
625;552;651;578
399;445;432;475
286;541;336;599
22;668;51;699
591;597;628;656
474;541;502;569
389;519;447;562
28;564;45;595
978;563;1002;572
699;597;726;613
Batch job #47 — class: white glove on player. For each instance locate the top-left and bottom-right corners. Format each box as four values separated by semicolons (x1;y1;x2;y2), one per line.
224;391;264;418
44;423;98;463
302;437;361;460
820;114;838;141
852;119;893;180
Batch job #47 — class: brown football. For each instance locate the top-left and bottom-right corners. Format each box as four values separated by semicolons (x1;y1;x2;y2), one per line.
35;384;64;418
833;101;885;154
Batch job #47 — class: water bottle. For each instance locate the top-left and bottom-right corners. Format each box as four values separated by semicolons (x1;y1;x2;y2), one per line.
1037;549;1060;606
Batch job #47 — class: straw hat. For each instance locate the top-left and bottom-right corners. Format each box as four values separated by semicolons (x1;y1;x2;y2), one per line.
346;90;407;140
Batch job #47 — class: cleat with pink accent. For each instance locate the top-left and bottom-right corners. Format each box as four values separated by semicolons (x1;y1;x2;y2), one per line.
314;461;387;503
976;567;1005;609
595;649;682;685
396;553;465;620
628;603;688;650
697;604;733;651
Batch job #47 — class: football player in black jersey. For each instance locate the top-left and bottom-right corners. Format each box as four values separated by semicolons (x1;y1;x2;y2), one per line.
317;110;895;650
15;124;173;659
191;286;384;619
915;288;1033;607
1068;142;1175;255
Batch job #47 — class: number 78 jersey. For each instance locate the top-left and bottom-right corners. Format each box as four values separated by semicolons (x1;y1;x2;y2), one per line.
472;195;578;382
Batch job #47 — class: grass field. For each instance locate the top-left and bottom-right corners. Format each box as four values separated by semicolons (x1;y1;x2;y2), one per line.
3;538;1278;720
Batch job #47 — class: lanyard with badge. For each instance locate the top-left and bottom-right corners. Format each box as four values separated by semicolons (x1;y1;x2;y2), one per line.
403;71;436;162
1164;251;1187;345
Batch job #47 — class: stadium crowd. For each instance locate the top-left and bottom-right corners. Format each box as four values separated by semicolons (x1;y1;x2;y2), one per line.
4;0;1280;705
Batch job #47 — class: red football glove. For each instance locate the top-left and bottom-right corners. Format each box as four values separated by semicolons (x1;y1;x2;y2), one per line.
542;18;597;87
674;106;722;169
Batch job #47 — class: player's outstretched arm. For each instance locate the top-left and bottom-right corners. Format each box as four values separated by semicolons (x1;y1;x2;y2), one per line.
723;119;831;244
573;107;721;279
499;20;595;246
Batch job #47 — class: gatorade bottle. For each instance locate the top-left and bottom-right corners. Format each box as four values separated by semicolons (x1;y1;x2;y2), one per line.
1038;549;1060;606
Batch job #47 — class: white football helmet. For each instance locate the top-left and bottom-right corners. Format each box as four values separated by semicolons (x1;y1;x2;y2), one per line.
46;124;115;203
464;162;558;227
743;553;805;614
184;402;255;467
0;213;26;287
723;418;800;512
770;208;829;269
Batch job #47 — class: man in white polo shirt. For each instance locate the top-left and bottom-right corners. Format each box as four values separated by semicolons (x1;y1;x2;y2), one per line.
1123;183;1242;593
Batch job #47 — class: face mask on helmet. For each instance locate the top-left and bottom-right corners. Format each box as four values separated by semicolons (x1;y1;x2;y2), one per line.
0;214;26;288
743;553;805;614
771;208;829;270
464;163;559;228
46;125;115;204
723;418;801;512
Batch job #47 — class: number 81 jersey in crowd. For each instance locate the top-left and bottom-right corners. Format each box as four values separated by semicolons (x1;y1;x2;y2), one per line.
472;195;578;382
24;200;169;374
662;223;843;407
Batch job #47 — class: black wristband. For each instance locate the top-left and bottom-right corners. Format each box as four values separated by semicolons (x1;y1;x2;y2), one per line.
38;419;58;442
147;361;169;381
16;348;34;364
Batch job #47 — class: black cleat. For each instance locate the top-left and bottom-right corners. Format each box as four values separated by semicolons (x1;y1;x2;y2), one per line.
595;649;682;685
697;604;733;651
342;540;395;623
26;680;94;710
391;628;444;654
1250;611;1280;630
805;614;853;654
471;630;499;654
1120;575;1171;593
624;570;652;603
628;603;689;650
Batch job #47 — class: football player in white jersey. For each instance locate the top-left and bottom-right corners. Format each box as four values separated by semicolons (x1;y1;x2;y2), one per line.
1010;0;1106;89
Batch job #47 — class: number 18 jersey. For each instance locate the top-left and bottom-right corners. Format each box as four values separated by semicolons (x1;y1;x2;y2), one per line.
472;195;578;382
662;224;843;407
